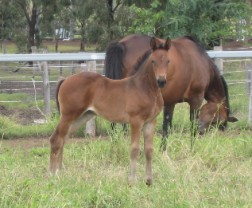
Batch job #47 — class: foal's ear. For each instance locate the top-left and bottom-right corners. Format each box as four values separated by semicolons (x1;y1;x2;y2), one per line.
228;116;238;122
150;37;157;50
164;38;171;50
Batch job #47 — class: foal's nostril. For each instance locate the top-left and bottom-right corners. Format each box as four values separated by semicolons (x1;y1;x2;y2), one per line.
157;79;166;88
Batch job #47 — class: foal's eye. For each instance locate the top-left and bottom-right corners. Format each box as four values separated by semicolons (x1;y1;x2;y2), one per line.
166;60;170;65
152;60;156;65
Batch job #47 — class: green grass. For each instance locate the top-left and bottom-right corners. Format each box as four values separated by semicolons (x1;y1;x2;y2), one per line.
0;42;252;207
0;129;251;207
3;40;94;53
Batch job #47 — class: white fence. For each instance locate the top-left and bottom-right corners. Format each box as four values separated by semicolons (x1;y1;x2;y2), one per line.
0;51;252;126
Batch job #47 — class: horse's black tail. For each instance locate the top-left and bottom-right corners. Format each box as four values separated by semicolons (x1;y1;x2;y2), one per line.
104;41;125;79
220;75;231;115
55;78;65;113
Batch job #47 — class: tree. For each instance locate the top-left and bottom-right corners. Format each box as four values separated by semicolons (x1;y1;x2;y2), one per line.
127;0;251;48
11;0;66;52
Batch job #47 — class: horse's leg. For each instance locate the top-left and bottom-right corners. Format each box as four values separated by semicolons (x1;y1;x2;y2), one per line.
189;101;202;137
160;104;175;152
128;119;143;185
49;116;72;174
50;111;96;174
189;98;203;150
143;120;156;186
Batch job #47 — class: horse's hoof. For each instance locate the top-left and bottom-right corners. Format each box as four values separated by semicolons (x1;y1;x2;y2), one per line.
145;178;153;186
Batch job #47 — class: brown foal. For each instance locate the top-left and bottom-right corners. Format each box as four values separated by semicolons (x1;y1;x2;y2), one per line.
49;37;171;185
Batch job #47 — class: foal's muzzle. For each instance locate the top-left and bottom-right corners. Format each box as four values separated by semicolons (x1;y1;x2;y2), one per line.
157;78;166;88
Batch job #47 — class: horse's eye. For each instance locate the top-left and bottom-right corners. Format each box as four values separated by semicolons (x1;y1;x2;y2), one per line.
166;60;170;65
152;60;156;65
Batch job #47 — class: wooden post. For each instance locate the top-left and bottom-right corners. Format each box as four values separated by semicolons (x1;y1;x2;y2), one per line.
85;60;96;137
86;60;96;72
41;61;51;116
59;60;63;77
213;46;223;75
246;62;251;94
249;61;252;123
71;61;75;74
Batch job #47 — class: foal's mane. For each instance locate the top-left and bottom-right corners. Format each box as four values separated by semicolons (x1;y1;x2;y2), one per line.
129;49;152;76
130;42;169;76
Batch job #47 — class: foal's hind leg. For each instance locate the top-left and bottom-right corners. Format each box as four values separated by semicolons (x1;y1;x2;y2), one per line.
143;120;156;186
50;117;72;174
50;111;96;174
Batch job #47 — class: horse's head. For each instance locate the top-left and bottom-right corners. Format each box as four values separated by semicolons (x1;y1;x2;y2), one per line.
150;37;171;88
198;101;238;134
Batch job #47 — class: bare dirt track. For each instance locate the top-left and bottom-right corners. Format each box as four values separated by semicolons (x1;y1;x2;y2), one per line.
0;137;107;149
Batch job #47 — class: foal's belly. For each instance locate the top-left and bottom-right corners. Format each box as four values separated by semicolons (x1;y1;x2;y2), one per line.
89;106;130;124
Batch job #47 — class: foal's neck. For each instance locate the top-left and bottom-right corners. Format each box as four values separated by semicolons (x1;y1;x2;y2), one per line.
134;59;159;91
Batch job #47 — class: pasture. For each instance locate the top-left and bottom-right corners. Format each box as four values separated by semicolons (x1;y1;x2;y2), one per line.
0;41;252;207
0;127;252;207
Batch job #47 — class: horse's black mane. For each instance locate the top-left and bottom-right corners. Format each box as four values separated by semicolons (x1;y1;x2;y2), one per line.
220;75;231;116
129;49;152;76
184;35;207;55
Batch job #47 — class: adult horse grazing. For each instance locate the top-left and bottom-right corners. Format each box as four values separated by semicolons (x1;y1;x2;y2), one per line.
105;34;238;151
49;37;171;186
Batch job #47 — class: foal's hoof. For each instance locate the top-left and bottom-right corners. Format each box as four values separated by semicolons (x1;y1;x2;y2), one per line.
49;168;60;176
145;178;153;186
128;176;136;187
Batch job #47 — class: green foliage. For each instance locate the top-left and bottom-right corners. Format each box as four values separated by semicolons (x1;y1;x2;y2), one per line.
127;0;252;48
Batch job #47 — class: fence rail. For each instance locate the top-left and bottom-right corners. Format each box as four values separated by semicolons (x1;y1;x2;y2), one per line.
1;50;252;62
0;51;252;126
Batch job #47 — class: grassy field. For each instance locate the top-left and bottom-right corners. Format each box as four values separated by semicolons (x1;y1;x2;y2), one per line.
0;41;252;207
0;127;252;208
0;101;251;207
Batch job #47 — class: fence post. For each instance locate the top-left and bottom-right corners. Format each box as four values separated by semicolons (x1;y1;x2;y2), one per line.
246;62;252;94
41;61;51;116
85;60;97;137
249;61;252;123
213;46;223;75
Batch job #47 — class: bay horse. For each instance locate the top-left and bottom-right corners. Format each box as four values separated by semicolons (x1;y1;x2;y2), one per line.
105;34;238;151
49;37;171;186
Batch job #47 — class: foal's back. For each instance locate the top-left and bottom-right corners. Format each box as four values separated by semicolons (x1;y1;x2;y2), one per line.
58;71;163;124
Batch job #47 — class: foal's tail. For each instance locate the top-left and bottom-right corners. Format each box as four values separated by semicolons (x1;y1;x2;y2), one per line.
104;41;125;79
55;78;65;113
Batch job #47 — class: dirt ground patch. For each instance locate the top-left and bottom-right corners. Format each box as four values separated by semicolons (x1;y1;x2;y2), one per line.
0;105;44;125
0;136;108;149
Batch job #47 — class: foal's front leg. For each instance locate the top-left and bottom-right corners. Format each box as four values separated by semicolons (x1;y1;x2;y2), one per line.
143;120;156;186
128;120;143;185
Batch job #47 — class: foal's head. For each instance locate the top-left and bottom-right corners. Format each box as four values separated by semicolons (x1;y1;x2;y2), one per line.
198;101;238;134
149;37;171;88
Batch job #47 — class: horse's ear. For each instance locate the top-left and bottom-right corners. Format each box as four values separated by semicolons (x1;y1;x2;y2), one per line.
150;37;157;50
164;38;171;50
227;116;238;122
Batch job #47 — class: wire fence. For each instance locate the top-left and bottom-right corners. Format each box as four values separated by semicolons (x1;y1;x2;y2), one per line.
0;53;251;127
